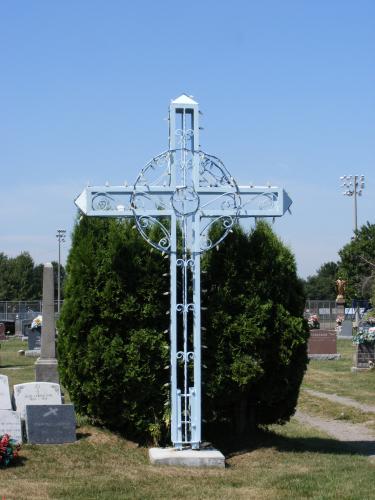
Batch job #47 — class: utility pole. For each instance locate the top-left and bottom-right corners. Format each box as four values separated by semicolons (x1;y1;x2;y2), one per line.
56;229;66;313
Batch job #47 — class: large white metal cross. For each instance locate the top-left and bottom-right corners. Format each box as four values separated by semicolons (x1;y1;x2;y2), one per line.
75;94;292;449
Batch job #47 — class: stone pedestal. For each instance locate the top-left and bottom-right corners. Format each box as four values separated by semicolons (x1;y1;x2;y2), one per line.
336;298;345;319
149;447;225;468
35;358;59;383
35;263;59;384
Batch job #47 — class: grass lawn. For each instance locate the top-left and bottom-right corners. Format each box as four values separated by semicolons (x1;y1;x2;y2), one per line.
302;339;375;405
0;338;374;499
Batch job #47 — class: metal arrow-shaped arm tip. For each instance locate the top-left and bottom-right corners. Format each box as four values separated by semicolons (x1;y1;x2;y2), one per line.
74;189;88;214
283;190;293;214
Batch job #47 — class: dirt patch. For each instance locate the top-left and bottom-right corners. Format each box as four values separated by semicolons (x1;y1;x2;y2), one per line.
295;411;375;458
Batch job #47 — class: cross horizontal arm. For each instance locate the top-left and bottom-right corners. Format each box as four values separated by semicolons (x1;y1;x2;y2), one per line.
75;186;175;218
199;186;292;218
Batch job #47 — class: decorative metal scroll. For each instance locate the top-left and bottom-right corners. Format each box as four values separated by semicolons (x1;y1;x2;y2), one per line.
129;149;240;254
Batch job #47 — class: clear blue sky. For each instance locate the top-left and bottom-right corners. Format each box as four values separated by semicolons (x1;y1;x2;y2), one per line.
1;0;374;277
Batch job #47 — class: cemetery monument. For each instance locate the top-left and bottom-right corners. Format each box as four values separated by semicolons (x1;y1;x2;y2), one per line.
75;94;292;463
35;264;59;383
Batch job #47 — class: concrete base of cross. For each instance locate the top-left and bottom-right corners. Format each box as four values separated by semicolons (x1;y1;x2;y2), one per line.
149;447;225;468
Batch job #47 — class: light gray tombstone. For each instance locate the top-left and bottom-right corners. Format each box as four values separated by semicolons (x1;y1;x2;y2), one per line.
0;374;12;410
25;404;76;444
13;382;62;419
0;410;22;443
341;320;353;337
35;263;59;383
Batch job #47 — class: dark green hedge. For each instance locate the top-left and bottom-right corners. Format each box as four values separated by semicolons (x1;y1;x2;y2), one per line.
202;222;309;436
58;217;308;444
57;217;170;443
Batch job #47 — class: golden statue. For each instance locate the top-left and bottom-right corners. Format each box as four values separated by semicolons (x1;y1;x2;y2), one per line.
335;278;347;300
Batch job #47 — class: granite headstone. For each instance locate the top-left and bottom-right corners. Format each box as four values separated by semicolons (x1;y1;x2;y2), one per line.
340;320;353;338
0;410;22;443
13;382;62;419
25;404;76;444
0;374;12;410
308;329;340;359
353;343;375;370
27;328;41;351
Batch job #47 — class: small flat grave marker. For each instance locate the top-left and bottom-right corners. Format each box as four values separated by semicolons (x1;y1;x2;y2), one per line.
25;404;76;444
0;374;12;410
0;410;22;443
13;382;61;419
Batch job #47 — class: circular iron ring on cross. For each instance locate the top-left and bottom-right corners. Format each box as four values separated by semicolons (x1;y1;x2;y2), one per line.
171;186;200;216
130;149;241;254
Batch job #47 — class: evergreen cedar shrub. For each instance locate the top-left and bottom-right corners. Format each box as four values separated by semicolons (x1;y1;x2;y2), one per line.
58;217;309;444
202;222;309;436
57;217;170;443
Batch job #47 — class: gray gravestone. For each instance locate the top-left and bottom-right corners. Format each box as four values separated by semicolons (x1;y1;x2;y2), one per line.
25;404;76;444
0;410;22;443
13;382;62;419
27;329;41;351
353;343;375;370
340;320;353;337
35;263;59;383
0;374;12;410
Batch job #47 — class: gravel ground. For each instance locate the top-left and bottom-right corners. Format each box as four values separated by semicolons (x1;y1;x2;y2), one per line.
295;410;375;458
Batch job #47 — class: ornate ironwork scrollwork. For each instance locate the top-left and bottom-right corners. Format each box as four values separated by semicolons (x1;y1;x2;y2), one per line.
176;258;195;268
134;215;171;253
92;193;115;211
241;192;277;212
130;151;173;253
196;152;240;253
176;351;194;362
176;303;195;313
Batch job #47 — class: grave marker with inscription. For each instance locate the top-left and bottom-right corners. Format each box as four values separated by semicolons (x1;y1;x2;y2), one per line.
25;404;76;444
13;382;62;419
0;410;22;443
308;329;340;359
0;374;12;410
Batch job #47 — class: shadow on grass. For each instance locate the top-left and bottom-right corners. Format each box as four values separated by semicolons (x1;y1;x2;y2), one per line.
76;432;92;441
2;456;28;469
0;365;29;369
213;428;375;460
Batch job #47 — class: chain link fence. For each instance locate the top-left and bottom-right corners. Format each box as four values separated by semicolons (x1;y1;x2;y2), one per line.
304;299;371;330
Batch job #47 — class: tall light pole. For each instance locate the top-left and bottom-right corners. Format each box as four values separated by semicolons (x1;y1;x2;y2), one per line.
56;229;66;313
340;175;365;234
